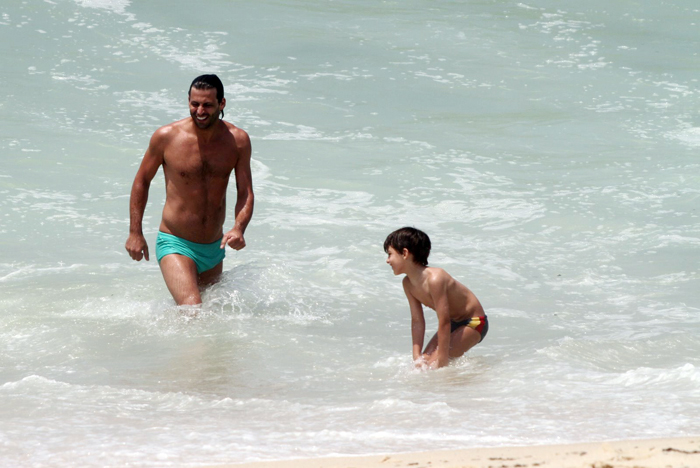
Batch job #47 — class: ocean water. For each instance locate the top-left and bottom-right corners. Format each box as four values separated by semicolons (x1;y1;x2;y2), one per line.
1;0;699;466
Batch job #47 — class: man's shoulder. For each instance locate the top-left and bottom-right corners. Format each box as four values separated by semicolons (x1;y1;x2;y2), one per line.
222;121;251;154
223;121;250;141
152;118;190;141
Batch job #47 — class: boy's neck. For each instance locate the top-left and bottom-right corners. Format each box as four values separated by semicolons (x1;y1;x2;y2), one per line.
404;261;427;283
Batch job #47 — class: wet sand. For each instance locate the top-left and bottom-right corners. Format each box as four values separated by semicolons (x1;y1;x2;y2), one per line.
205;437;700;468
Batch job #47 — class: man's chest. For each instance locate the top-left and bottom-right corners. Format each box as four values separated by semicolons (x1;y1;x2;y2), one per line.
164;141;236;179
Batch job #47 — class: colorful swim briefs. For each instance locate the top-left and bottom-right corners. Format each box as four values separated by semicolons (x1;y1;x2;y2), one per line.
450;315;489;343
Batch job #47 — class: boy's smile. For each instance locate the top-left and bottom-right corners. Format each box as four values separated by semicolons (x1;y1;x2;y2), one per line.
386;246;407;275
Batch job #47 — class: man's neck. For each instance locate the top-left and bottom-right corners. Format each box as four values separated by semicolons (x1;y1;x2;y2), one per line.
193;119;222;143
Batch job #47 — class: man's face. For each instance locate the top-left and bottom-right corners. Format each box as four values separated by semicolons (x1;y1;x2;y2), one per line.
189;87;223;129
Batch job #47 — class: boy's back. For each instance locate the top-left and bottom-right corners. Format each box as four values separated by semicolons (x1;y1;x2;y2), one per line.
401;266;484;323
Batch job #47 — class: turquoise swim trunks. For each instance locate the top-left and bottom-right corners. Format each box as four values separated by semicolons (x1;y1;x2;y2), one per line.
155;231;225;274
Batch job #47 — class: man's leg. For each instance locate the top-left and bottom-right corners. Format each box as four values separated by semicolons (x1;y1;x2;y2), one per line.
198;261;223;288
159;254;202;305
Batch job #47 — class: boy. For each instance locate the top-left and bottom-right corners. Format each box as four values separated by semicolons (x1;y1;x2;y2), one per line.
384;227;488;369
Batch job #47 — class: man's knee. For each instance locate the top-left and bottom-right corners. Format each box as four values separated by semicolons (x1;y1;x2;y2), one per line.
159;254;202;304
177;294;202;306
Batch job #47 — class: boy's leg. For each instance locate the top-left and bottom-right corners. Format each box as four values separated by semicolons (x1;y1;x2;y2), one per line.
422;333;439;357
159;254;202;305
422;327;482;359
448;326;482;358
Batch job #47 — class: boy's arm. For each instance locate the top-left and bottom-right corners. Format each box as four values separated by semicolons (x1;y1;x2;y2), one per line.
428;274;451;369
402;277;425;361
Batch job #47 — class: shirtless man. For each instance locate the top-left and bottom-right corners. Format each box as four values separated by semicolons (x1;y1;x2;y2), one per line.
125;74;254;305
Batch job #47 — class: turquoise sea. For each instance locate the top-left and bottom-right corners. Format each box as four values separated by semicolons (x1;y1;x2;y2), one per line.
1;1;699;466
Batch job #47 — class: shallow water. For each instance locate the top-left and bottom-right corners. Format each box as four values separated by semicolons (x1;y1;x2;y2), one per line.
1;0;699;466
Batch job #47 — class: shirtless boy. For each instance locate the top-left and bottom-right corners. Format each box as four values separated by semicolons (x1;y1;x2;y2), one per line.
125;74;254;306
384;227;488;369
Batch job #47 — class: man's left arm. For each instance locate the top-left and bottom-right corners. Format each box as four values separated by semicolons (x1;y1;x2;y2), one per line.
221;130;254;250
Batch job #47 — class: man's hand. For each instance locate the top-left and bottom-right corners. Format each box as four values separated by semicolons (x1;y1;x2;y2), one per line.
125;233;149;261
221;228;246;251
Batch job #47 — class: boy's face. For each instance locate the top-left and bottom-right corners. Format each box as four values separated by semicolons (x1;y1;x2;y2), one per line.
386;246;409;275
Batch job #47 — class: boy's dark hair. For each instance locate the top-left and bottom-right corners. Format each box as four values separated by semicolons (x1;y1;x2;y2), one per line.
384;227;431;266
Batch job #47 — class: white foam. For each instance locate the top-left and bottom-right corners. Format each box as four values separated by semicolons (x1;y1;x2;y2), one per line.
74;0;131;15
0;263;86;283
609;364;700;387
668;127;700;147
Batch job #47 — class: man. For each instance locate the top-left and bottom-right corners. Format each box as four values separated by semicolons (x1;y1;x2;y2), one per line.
125;74;254;305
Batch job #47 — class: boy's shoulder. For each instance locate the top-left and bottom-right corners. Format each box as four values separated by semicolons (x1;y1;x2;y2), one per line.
403;267;453;291
425;266;452;284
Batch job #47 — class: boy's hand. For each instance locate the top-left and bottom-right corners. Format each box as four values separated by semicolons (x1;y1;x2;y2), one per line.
424;352;447;370
414;357;434;372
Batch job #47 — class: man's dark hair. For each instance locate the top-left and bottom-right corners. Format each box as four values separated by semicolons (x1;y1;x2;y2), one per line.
383;227;431;266
189;74;224;102
189;74;225;119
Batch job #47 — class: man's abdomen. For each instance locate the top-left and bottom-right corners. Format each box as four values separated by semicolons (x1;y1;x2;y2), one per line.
160;198;226;244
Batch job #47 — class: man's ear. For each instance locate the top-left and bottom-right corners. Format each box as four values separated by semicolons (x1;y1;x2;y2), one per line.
220;97;226;110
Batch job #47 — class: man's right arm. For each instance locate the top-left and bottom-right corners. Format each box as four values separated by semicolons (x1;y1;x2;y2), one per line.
125;129;167;261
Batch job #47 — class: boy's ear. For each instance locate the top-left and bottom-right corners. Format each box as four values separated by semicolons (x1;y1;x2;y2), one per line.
402;248;409;259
